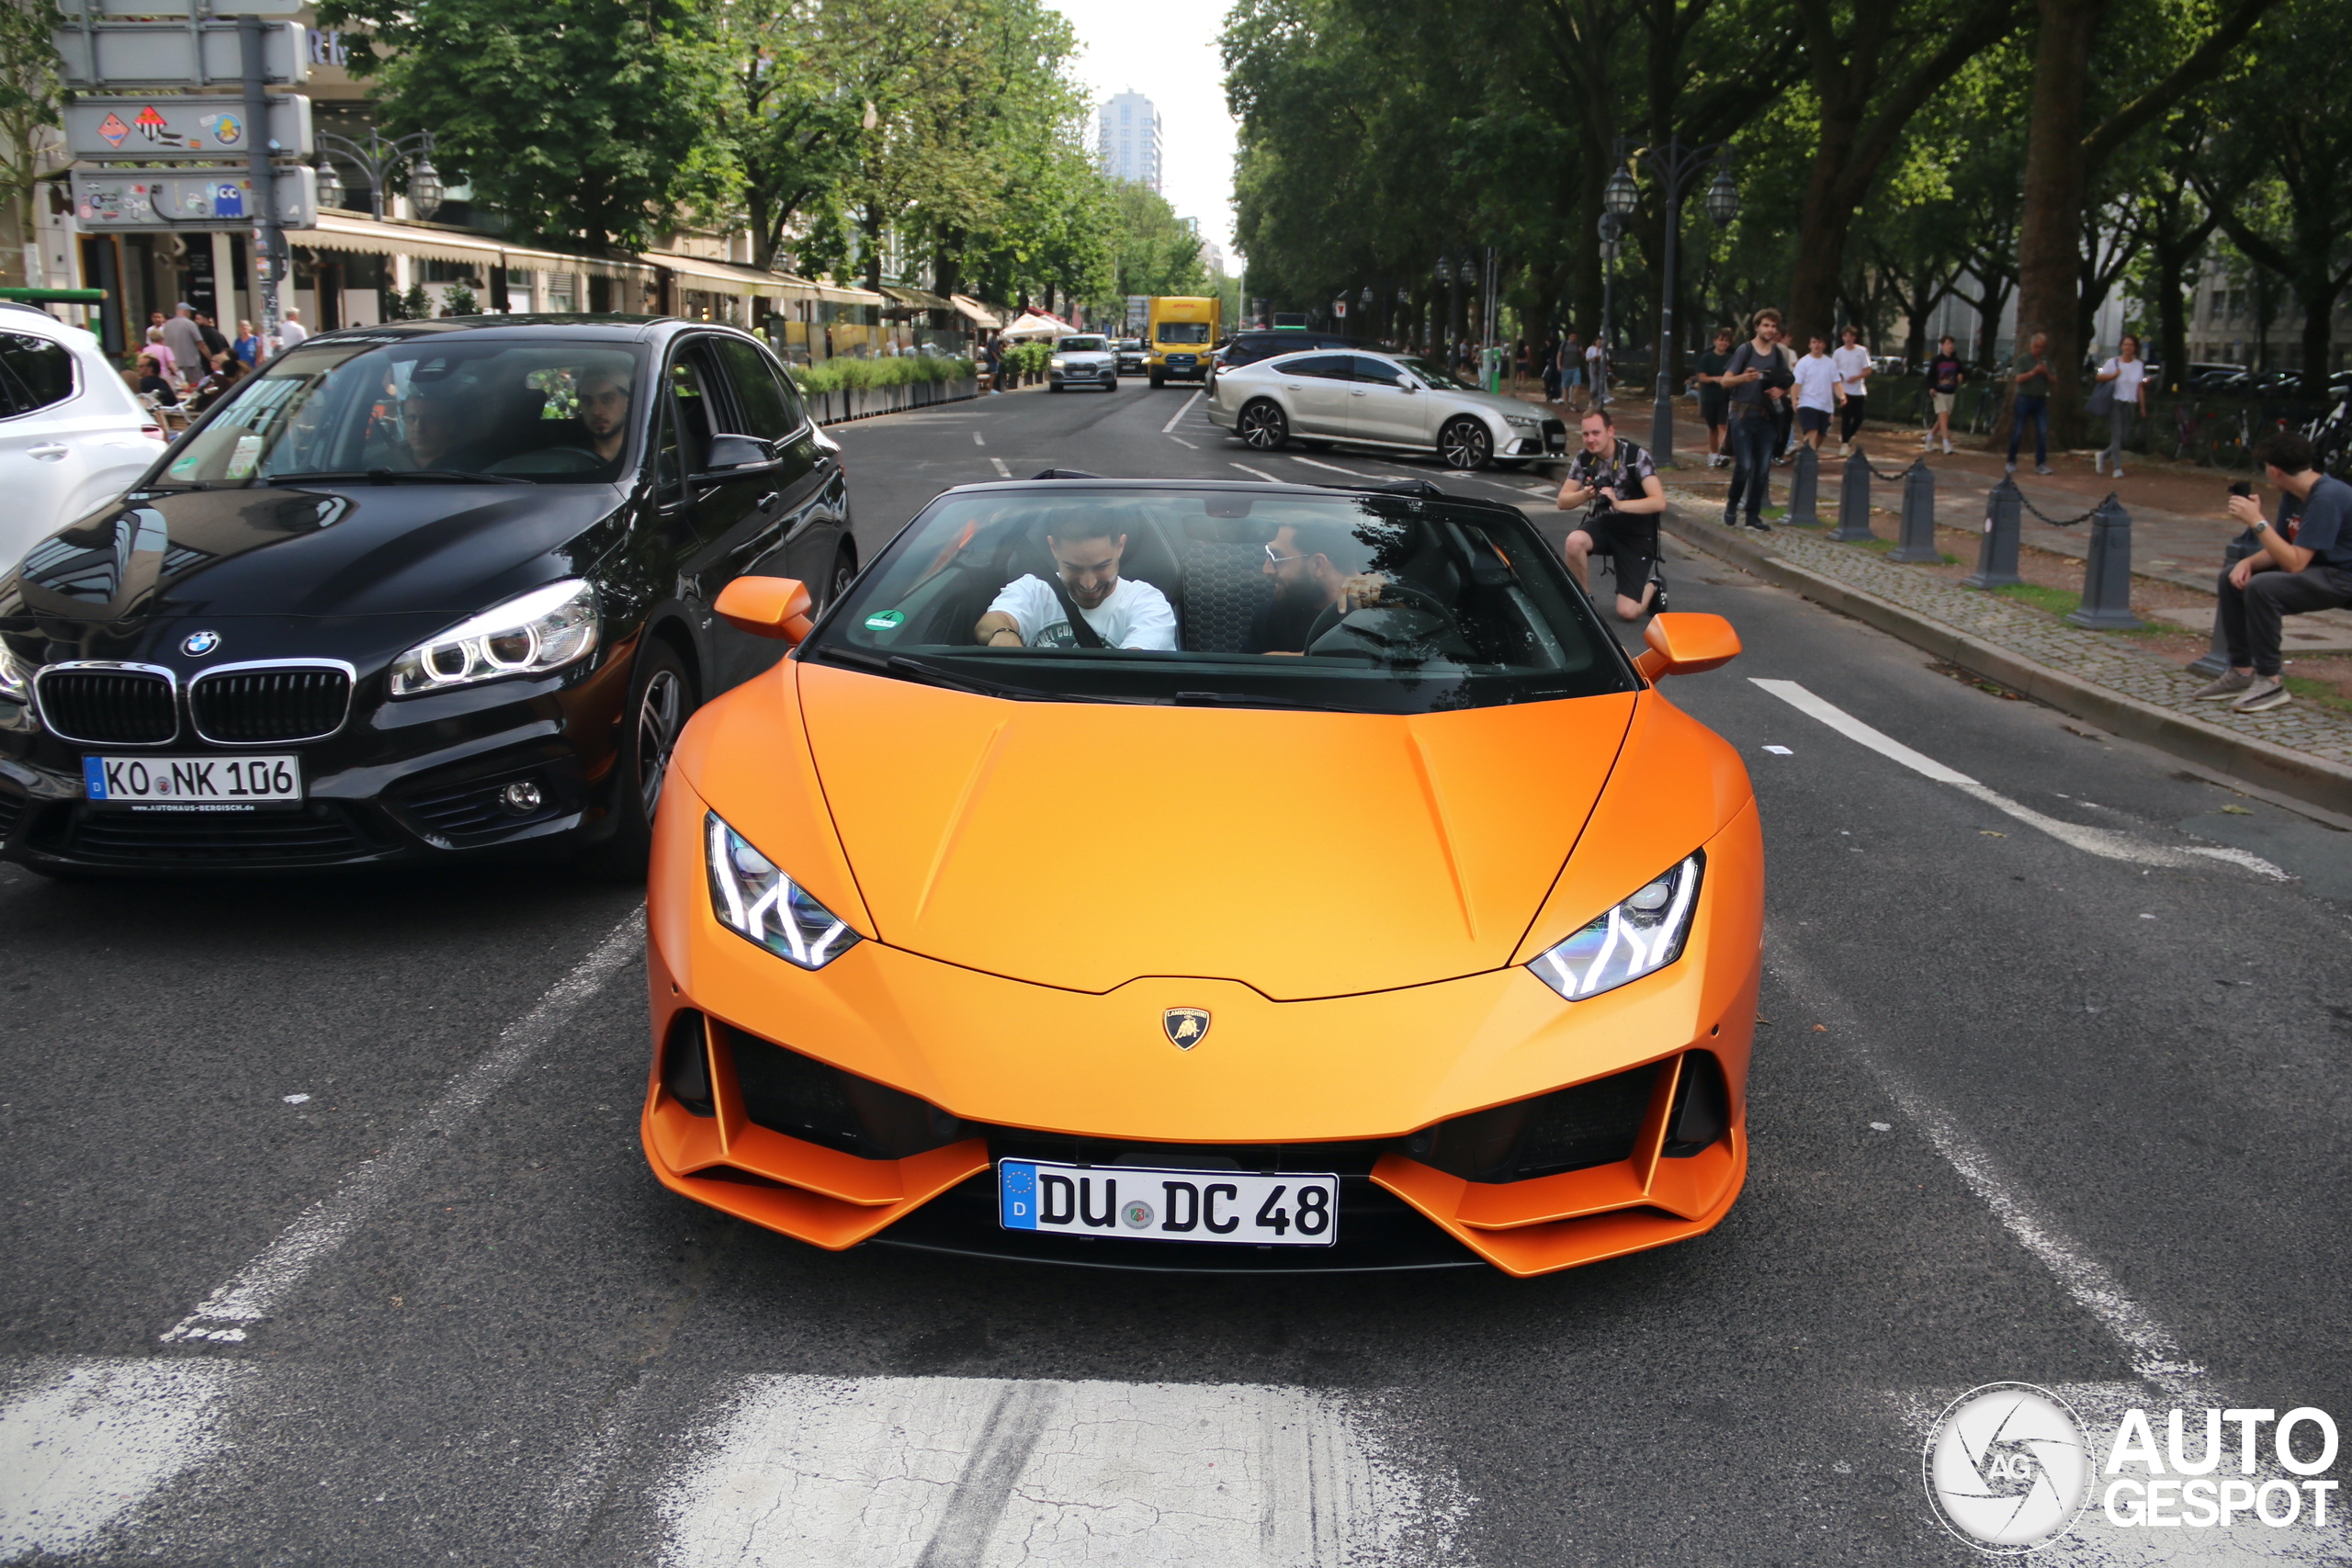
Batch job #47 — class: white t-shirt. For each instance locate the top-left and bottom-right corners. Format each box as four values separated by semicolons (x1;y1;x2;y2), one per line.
985;574;1177;649
276;319;309;351
1832;344;1871;397
2100;357;2146;403
1792;354;1841;413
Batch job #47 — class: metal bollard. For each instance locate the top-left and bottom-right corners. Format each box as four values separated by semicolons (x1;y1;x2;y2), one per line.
1888;460;1940;562
1827;448;1876;541
1787;443;1819;526
2064;495;2143;630
1963;479;2025;589
2187;607;2233;677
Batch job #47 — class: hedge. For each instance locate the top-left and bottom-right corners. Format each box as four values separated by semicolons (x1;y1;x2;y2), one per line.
789;355;976;395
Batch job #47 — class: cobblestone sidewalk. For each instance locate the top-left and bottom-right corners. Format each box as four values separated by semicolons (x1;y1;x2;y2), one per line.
1665;495;2352;772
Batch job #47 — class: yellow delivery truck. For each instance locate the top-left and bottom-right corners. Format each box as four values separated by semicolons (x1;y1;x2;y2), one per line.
1147;296;1221;389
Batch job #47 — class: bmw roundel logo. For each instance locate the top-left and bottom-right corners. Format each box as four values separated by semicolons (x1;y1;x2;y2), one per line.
181;630;221;658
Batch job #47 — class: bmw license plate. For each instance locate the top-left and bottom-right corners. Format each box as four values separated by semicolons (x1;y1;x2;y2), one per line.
83;754;303;810
998;1159;1337;1247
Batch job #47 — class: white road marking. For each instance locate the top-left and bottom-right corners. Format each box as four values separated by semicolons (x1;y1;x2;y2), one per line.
1230;463;1282;483
989;457;1012;478
161;908;646;1344
1285;456;1374;478
1761;744;1792;755
0;1357;253;1557
1160;390;1203;434
660;1374;1465;1568
1749;679;2292;879
972;431;985;446
1166;434;1198;449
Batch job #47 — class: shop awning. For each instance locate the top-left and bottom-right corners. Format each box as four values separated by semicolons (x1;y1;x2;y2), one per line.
287;211;646;279
949;295;1004;329
876;284;956;311
642;251;817;301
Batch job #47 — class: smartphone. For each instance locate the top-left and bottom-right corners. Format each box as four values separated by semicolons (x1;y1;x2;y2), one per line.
2229;480;2254;498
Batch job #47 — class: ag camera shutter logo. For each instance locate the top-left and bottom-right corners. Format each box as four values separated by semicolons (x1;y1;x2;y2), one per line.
1924;1382;2091;1552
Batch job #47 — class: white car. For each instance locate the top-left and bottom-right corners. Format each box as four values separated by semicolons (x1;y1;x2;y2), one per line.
1207;347;1566;470
1046;334;1119;393
0;304;165;576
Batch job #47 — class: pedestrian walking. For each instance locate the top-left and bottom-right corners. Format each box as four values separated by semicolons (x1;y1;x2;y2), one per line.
233;320;260;367
1792;334;1841;450
2198;432;2352;711
141;326;179;388
1561;332;1585;411
276;307;310;354
1720;309;1793;532
195;310;230;362
1770;334;1798;464
1922;334;1964;454
1694;326;1734;468
1833;326;1871;453
2091;333;2148;479
1542;331;1564;403
2006;331;2055;474
1586;335;1607;406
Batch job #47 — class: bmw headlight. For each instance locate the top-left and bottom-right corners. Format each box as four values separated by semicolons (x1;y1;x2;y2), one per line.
0;640;30;705
389;580;598;697
706;813;861;970
1529;854;1702;1000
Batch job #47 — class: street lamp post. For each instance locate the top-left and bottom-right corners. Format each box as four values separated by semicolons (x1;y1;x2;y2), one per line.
314;129;443;223
1607;137;1738;464
1597;212;1623;404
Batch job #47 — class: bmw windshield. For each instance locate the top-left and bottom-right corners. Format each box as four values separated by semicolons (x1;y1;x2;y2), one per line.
808;485;1637;714
149;337;649;489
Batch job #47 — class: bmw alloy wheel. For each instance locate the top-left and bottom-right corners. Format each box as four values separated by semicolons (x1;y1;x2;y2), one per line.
636;667;684;817
1239;400;1289;451
1440;416;1493;470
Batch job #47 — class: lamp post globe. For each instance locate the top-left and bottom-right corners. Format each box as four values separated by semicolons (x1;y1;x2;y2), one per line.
1704;167;1740;228
313;158;344;212
1602;166;1639;218
408;157;444;221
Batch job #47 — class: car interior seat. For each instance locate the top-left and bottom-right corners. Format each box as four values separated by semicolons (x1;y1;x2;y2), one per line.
1180;539;1272;653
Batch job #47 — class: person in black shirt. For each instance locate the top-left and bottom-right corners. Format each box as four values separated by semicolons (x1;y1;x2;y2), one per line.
1720;310;1792;530
2198;432;2352;712
1922;334;1965;455
1556;406;1668;619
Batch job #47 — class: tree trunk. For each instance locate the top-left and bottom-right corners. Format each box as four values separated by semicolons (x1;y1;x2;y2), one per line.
2298;277;2337;399
2148;235;2196;395
2015;0;2112;449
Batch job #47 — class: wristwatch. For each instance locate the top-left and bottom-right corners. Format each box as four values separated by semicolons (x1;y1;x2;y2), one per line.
2253;518;2270;533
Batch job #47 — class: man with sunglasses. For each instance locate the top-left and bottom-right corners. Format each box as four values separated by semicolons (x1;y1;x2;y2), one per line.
1247;520;1388;653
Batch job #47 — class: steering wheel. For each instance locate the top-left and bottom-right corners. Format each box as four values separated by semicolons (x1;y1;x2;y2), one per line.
1363;579;1456;623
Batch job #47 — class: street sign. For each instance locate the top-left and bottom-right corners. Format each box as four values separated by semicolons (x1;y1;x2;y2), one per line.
51;20;306;88
64;94;310;161
58;0;300;14
73;166;316;232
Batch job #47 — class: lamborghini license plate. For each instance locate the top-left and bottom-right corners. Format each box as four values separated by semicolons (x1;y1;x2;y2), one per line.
998;1160;1337;1247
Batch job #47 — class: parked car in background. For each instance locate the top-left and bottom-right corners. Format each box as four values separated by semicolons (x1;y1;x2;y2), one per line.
0;315;855;875
1047;334;1118;393
1114;338;1147;377
0;303;166;580
1208;346;1566;470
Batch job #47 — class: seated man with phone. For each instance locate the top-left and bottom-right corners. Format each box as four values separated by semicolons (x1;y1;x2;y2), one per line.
2199;433;2352;713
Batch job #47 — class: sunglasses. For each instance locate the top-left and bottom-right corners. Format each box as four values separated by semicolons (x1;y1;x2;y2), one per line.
1263;544;1306;567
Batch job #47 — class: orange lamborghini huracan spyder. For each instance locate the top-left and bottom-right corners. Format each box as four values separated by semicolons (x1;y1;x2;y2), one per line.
640;476;1760;1276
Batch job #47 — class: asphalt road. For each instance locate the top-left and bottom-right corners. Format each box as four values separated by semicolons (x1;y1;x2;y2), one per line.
5;378;2349;1566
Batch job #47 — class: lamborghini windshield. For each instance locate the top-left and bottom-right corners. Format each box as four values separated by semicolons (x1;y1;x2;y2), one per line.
152;337;649;488
807;485;1637;713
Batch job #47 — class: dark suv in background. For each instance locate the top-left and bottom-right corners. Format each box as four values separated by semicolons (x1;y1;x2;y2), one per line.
1211;331;1363;393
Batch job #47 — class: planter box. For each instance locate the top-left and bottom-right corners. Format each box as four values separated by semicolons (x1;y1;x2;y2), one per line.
806;372;982;427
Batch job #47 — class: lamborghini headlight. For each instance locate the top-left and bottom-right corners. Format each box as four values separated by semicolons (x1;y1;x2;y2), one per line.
390;580;598;696
1529;853;1702;1000
706;813;860;970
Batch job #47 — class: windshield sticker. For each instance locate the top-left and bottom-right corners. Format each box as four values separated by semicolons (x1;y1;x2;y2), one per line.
864;610;906;631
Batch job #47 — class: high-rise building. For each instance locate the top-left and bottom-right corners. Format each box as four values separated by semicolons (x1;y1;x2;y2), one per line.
1096;93;1163;194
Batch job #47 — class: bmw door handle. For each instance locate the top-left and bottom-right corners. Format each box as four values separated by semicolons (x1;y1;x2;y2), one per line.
755;491;779;513
28;443;68;461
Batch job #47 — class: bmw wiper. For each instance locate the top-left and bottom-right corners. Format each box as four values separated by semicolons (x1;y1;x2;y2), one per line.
266;468;533;486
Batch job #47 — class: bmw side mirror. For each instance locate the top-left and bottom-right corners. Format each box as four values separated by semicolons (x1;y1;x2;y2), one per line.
701;434;773;473
715;576;814;644
1635;613;1741;680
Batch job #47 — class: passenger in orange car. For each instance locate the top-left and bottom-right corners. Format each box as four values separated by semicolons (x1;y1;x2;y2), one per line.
972;516;1178;649
1246;520;1391;653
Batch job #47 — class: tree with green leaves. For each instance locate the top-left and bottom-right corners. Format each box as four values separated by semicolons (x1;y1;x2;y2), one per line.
1106;183;1207;301
0;0;62;276
319;0;732;250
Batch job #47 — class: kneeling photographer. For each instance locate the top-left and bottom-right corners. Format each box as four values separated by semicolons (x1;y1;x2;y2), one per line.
1555;406;1669;621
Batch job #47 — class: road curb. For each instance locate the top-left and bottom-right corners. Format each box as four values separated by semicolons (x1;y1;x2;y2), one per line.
1657;506;2352;818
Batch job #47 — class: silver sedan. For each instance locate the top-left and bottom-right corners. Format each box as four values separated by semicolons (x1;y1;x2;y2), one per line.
1204;348;1566;470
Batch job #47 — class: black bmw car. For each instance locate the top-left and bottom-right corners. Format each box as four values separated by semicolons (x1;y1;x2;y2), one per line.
0;315;856;874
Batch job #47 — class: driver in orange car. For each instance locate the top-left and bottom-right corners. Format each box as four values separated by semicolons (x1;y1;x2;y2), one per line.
1247;520;1392;653
973;516;1178;649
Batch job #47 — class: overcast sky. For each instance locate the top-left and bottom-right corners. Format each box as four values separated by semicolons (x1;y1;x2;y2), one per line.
1045;0;1244;270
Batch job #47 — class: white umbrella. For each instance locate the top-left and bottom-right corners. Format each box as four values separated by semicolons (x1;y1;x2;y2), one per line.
996;312;1069;341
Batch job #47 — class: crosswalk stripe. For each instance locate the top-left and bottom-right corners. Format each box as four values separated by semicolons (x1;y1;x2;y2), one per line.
0;1357;254;1557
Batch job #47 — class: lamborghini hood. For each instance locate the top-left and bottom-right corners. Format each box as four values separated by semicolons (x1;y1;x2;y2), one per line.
791;662;1637;999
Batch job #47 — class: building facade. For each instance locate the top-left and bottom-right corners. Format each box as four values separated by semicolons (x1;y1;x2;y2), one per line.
1096;93;1162;193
